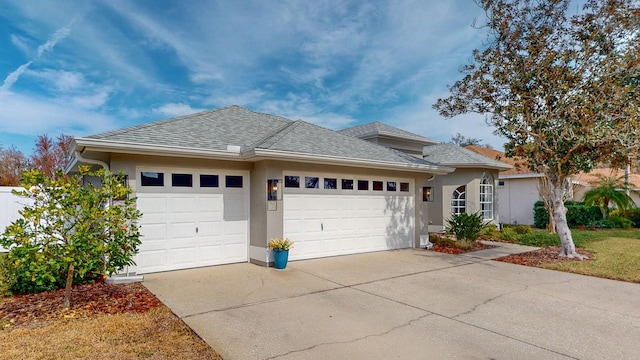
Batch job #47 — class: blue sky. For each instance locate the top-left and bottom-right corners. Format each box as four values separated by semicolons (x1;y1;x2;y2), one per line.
0;0;505;156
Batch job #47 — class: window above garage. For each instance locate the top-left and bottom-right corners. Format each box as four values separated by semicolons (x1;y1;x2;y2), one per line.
141;172;164;186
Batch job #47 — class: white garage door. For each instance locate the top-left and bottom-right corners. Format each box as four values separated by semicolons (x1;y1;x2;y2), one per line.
134;172;249;274
284;192;414;261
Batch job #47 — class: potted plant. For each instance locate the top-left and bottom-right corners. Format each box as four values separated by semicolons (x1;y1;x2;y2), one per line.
268;238;294;269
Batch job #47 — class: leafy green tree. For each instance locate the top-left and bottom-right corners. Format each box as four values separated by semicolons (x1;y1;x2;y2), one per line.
582;174;636;219
434;0;640;259
0;166;142;309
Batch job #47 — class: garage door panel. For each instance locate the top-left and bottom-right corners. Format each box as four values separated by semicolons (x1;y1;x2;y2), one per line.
284;191;414;261
136;176;248;274
223;194;247;221
170;197;196;214
138;196;168;215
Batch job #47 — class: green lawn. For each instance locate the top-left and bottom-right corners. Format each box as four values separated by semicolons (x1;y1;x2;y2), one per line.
542;237;640;283
515;229;640;283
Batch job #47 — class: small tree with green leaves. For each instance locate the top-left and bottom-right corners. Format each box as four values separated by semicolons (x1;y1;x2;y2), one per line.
582;174;637;219
0;166;141;309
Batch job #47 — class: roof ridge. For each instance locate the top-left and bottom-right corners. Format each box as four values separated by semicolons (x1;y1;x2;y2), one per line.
246;120;299;150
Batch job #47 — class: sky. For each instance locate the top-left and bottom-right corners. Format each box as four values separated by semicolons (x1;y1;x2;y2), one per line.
0;0;506;156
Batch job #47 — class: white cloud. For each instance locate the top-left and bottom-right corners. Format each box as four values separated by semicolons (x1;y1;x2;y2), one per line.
1;21;73;92
0;91;118;138
27;69;85;92
155;103;206;118
71;90;111;109
0;62;33;92
10;34;32;56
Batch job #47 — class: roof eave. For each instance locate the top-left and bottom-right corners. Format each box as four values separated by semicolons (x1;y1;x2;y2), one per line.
74;138;244;160
437;162;513;171
249;149;454;174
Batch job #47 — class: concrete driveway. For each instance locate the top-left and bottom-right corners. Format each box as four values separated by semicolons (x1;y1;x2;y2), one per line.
143;245;640;360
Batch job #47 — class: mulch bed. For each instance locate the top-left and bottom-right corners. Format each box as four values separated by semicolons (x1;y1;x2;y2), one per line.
430;241;497;254
1;282;163;329
494;246;592;266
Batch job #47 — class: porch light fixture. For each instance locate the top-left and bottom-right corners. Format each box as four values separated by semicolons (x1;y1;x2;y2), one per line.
422;186;433;202
267;179;279;201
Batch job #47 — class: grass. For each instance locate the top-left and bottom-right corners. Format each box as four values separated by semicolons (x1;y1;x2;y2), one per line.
0;307;222;360
541;237;640;283
509;228;640;282
515;228;640;248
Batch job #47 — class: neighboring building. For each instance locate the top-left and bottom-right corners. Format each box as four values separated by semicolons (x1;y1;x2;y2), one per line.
465;146;640;225
465;145;543;225
573;168;640;208
67;106;453;274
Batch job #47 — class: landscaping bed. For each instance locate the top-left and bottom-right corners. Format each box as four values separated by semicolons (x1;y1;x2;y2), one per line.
494;246;592;266
1;282;223;360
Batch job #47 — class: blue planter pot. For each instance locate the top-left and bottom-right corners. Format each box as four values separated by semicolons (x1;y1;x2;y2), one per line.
273;249;289;269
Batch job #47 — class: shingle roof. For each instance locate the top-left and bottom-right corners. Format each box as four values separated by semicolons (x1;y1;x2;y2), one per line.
339;121;439;145
464;145;532;175
80;105;446;171
87;105;292;151
422;143;512;170
255;120;440;166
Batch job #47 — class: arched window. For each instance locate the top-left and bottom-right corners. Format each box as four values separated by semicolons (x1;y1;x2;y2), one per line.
480;173;494;220
451;185;466;214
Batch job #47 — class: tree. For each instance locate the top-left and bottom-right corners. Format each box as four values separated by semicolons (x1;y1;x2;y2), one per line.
449;133;494;149
0;145;29;186
434;0;640;259
30;134;74;179
582;174;636;218
0;166;142;309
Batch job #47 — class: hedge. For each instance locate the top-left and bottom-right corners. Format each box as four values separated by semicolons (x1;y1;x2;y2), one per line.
533;201;602;229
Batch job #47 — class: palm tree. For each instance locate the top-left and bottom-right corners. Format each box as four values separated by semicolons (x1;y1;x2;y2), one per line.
582;174;636;218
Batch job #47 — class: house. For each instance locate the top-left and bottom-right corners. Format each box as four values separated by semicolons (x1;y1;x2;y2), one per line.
420;144;512;231
464;145;543;225
67;105;456;274
465;145;640;225
573;168;640;208
339;125;513;232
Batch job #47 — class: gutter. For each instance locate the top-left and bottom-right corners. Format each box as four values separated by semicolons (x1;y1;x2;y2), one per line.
249;148;455;175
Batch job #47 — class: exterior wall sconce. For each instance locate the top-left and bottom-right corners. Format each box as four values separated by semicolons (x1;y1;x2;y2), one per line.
267;179;279;201
422;186;433;202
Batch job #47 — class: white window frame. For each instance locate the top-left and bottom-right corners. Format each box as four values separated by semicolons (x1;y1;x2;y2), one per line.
451;185;466;214
480;172;494;220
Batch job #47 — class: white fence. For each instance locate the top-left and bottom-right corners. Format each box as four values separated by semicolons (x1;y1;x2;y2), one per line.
0;187;32;252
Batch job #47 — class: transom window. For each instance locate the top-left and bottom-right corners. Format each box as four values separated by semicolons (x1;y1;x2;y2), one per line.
141;172;164;187
480;173;494;220
172;173;193;187
451;185;466;214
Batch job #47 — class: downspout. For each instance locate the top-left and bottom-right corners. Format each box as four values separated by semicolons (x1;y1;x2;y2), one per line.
75;151;142;283
74;150;109;170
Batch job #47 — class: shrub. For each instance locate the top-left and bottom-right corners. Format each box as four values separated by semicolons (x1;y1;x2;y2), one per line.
533;204;550;229
445;212;487;242
593;216;633;229
533;201;602;229
479;224;501;240
503;224;533;235
616;208;640;228
500;228;519;242
0;167;141;308
517;231;560;247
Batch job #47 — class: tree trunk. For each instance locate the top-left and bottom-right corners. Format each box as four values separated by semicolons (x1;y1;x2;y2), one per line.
63;263;74;310
625;159;631;196
548;174;586;260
